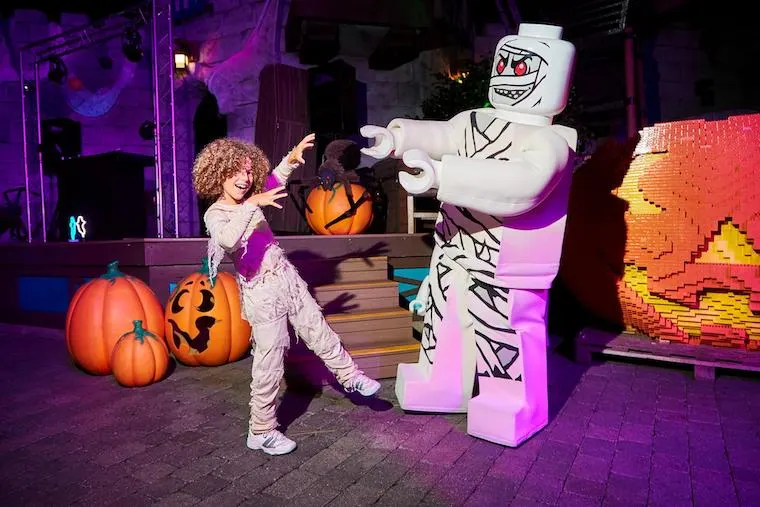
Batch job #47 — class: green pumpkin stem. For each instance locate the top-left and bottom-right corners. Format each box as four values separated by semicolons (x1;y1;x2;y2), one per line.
101;261;125;282
128;320;156;344
200;257;210;275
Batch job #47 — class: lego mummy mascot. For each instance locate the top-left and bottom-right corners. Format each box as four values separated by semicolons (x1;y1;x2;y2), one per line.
361;24;577;446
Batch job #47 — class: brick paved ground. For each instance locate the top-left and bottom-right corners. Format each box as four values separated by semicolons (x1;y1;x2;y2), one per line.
1;323;760;506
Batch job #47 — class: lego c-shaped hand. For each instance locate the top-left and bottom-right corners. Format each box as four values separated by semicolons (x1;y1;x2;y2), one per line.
399;149;441;195
408;275;430;316
360;125;394;159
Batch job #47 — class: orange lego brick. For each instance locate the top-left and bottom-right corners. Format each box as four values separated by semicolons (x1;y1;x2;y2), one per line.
561;113;760;350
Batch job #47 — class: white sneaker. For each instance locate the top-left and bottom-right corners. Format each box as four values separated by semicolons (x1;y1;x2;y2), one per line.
246;429;297;455
345;374;381;397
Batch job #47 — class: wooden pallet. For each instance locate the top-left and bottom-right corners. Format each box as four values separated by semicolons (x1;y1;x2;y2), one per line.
575;328;760;380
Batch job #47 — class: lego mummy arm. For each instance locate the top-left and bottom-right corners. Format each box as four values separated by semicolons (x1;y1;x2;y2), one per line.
360;117;460;161
402;126;573;217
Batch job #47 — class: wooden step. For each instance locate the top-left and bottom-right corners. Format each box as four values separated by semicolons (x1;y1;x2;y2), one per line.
291;256;389;285
326;308;413;350
314;280;400;313
286;342;421;381
353;343;421;379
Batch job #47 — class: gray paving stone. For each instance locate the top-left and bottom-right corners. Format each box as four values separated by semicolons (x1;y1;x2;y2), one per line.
604;473;648;505
3;323;758;507
375;483;426;507
264;468;319;499
570;453;611;483
328;483;384;506
154;491;202;506
234;465;284;492
563;474;606;500
558;491;603;506
463;475;518;506
182;473;232;499
516;472;564;504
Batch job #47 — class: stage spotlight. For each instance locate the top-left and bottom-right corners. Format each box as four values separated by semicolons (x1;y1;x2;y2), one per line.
122;27;144;63
139;120;155;141
47;57;67;84
23;81;35;94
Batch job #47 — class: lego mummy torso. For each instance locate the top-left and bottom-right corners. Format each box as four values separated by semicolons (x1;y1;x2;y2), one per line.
434;108;573;290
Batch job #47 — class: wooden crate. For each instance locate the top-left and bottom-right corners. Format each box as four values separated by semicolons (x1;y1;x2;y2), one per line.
576;328;760;380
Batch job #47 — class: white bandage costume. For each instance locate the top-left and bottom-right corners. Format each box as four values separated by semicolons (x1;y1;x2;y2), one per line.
205;158;361;434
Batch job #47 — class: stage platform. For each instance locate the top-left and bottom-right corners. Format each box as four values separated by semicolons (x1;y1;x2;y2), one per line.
0;233;434;379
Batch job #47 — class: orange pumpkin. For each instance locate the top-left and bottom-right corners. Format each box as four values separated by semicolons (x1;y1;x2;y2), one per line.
561;114;760;349
66;261;164;375
164;257;251;366
305;182;373;235
111;320;170;387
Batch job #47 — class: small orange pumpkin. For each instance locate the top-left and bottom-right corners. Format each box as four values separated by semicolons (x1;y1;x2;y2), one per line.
164;257;251;366
111;320;170;387
66;261;164;375
305;182;373;235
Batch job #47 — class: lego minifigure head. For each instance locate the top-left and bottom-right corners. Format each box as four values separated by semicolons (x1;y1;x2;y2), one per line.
488;23;576;118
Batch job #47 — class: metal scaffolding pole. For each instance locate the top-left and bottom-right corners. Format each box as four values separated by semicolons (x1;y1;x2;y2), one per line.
151;0;179;238
19;53;33;243
17;1;180;242
34;62;47;242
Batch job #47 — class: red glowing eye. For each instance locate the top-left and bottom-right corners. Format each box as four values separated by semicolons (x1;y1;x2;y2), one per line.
514;60;527;76
496;58;506;74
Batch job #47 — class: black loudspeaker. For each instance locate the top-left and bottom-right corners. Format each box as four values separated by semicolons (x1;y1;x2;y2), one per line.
55;152;153;241
40;118;82;175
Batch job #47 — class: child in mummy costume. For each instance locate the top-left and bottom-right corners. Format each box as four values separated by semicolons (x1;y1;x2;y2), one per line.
193;134;381;456
361;23;577;446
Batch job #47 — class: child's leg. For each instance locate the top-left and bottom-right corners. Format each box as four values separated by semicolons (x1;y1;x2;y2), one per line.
249;316;288;434
241;278;291;435
281;263;360;386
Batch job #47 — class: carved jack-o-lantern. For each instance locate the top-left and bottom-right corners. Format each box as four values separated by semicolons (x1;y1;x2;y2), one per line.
164;258;251;366
561;115;760;349
306;182;373;235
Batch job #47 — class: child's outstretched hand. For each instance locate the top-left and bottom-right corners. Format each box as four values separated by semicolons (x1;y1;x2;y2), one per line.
287;133;316;165
247;186;287;209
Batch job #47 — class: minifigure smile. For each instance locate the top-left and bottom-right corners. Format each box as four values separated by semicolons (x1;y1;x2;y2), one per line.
493;87;529;100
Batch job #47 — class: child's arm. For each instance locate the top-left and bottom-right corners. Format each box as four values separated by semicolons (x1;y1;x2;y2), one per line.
265;158;300;190
205;186;288;249
205;203;265;250
264;133;316;190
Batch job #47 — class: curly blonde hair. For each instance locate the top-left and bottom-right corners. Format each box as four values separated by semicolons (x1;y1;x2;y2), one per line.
192;138;271;199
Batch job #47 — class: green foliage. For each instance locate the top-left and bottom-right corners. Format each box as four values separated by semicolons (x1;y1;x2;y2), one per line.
420;59;494;120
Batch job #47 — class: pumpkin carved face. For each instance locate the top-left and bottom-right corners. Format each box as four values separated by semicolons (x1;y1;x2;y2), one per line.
164;258;251;366
306;182;373;235
561;115;760;349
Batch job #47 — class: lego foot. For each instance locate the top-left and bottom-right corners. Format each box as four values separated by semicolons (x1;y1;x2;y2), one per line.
395;362;468;413
466;394;547;447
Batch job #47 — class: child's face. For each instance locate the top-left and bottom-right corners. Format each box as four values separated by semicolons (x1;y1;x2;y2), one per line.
221;158;253;203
